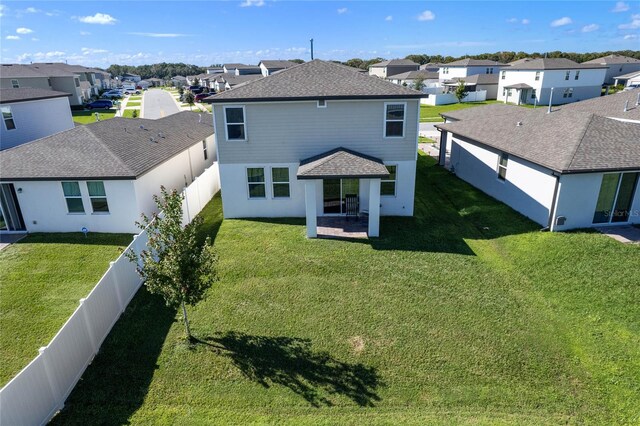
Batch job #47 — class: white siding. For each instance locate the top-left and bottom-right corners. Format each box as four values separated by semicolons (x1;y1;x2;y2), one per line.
449;135;557;226
0;97;74;150
604;63;640;85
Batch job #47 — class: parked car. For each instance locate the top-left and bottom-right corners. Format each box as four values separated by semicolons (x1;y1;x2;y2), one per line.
195;92;212;102
85;100;113;110
189;85;201;91
102;91;122;99
191;87;204;95
124;89;141;95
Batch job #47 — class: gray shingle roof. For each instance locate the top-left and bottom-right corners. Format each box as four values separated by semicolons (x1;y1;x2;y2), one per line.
583;54;640;65
297;148;390;179
389;70;439;80
503;82;533;89
0;64;49;78
508;58;607;70
444;59;506;67
28;63;79;77
614;70;640;80
0;88;72;104
443;74;499;85
260;60;298;69
435;92;640;173
370;59;419;68
207;60;425;103
0;112;213;181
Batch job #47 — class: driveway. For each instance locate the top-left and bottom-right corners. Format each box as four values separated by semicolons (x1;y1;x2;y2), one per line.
420;121;441;139
142;89;180;119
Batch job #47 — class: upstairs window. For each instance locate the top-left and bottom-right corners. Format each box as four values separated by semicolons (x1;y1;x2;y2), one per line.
535;71;540;81
202;140;208;160
271;167;290;198
62;182;85;213
74;78;80;87
384;103;405;138
11;79;19;88
575;70;580;80
1;106;16;130
564;71;570;80
497;153;508;181
381;165;397;196
87;181;109;213
247;168;266;198
501;70;506;80
531;89;537;99
224;106;246;141
486;68;493;74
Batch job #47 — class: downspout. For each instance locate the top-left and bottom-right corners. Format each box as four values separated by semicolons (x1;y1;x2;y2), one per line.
545;173;561;231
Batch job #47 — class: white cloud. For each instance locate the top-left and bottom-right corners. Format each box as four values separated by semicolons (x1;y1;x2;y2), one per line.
0;5;5;17
337;7;347;14
508;17;529;24
16;27;34;34
550;16;572;27
80;31;91;36
31;37;39;41
6;35;20;40
619;14;640;29
240;0;265;7
78;13;117;25
522;18;530;24
81;47;108;55
417;10;435;21
25;7;40;13
612;2;630;12
506;18;518;23
581;24;599;32
128;32;191;38
624;34;638;40
385;15;393;21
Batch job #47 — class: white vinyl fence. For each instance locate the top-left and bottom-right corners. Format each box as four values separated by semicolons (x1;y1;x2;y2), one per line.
0;162;220;426
420;90;487;106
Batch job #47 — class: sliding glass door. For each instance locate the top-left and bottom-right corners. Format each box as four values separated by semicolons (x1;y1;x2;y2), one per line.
323;179;359;215
0;184;26;231
592;172;639;224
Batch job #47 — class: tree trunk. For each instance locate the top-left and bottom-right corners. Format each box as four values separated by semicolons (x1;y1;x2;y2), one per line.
182;300;191;337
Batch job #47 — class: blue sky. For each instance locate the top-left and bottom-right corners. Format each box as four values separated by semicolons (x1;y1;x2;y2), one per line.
1;1;638;68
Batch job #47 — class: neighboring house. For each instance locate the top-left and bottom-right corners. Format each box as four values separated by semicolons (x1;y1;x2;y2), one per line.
121;73;142;82
137;80;151;90
420;63;442;72
31;63;102;99
442;74;500;99
207;59;424;238
387;70;439;88
0;112;215;233
368;59;419;78
614;70;640;88
209;73;263;92
439;59;506;81
147;78;163;87
171;75;188;87
0;88;74;151
222;63;261;75
0;64;84;106
498;58;607;106
583;54;640;85
259;60;298;76
206;67;224;74
435;89;640;232
90;69;113;90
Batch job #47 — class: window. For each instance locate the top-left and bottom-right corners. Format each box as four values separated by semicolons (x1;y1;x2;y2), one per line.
501;70;506;80
47;78;51;87
1;106;16;130
486;68;493;74
531;89;537;99
224;106;246;141
563;88;573;98
247;168;265;198
271;167;290;198
507;88;512;97
62;182;85;213
11;79;19;88
384;103;405;138
564;71;570;80
317;99;326;108
535;71;540;81
381;165;397;196
497;153;508;181
574;70;580;80
87;181;109;213
74;78;80;88
202;140;208;160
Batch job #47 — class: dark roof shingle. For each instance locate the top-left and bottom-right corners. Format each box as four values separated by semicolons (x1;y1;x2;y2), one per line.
297;148;390;179
0;88;72;104
508;58;607;70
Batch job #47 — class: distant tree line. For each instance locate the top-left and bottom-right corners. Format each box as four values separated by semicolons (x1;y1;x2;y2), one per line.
106;62;209;80
342;50;640;69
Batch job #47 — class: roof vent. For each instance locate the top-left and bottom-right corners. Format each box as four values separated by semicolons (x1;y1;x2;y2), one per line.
636;93;640;107
139;125;145;130
516;121;523;127
150;137;157;143
158;131;165;138
198;114;202;123
624;100;629;112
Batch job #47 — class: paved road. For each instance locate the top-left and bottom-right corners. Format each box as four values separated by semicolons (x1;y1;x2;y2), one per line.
419;121;441;139
142;89;180;119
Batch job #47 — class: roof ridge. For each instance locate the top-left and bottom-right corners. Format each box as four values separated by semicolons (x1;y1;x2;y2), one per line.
563;113;598;171
84;120;138;176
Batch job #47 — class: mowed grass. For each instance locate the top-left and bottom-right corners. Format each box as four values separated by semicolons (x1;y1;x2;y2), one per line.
420;100;501;122
52;154;640;425
122;109;140;118
126;101;141;107
0;233;132;385
71;109;116;124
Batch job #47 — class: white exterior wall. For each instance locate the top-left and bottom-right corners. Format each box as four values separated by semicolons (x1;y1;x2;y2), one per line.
553;171;640;231
605;63;640;85
0;97;74;150
449;135;557;226
10;180;139;233
369;67;386;78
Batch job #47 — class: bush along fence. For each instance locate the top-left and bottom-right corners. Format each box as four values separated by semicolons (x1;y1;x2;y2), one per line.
0;162;220;426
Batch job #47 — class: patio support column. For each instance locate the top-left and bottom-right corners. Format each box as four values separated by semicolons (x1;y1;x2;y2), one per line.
304;180;317;238
368;178;381;237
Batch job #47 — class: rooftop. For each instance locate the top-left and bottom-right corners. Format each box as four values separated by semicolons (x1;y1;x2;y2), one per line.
443;59;506;67
259;60;298;69
297;148;390;179
0;112;213;181
388;70;439;80
583;54;640;65
207;59;424;103
0;88;71;104
507;58;607;70
443;74;500;85
369;59;419;68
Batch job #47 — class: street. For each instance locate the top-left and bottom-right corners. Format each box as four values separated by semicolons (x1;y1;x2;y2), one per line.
142;89;180;119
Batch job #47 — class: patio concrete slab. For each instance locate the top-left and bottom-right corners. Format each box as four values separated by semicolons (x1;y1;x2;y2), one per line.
595;226;640;244
317;216;368;239
0;233;27;251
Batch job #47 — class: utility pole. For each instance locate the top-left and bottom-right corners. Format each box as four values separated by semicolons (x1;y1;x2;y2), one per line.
310;38;314;60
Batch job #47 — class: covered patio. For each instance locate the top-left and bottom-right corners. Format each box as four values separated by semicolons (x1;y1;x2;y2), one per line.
504;83;534;105
297;148;390;239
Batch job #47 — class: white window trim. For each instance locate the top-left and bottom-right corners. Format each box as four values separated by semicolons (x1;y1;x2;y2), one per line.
87;181;110;214
11;79;19;88
223;105;247;142
1;106;16;131
497;153;508;182
383;101;407;139
202;139;208;160
61;181;86;215
317;99;327;108
574;70;580;80
271;167;291;199
535;71;540;81
381;164;398;197
246;166;266;199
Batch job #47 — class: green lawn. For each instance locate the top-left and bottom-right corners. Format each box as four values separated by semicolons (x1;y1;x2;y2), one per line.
0;233;132;385
126;101;141;107
420;101;501;122
71;109;116;125
127;96;142;101
122;109;140;118
419;136;436;144
51;154;639;425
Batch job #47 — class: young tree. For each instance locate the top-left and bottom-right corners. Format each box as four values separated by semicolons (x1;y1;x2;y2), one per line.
193;77;200;87
413;77;425;92
127;187;217;339
183;91;195;110
178;86;184;96
132;109;138;118
454;80;469;103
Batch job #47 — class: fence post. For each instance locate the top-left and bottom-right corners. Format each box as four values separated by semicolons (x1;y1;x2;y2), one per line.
38;346;64;411
109;261;125;313
79;299;98;356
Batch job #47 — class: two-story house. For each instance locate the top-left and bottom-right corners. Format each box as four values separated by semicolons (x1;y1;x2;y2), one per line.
207;59;424;238
121;73;142;83
1;63;85;106
0;88;74;151
368;59;420;79
259;60;298;76
583;54;640;86
439;59;507;81
222;64;262;76
498;58;607;106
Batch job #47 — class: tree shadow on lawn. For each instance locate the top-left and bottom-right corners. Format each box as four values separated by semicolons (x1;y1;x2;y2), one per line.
13;232;134;247
196;332;383;407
